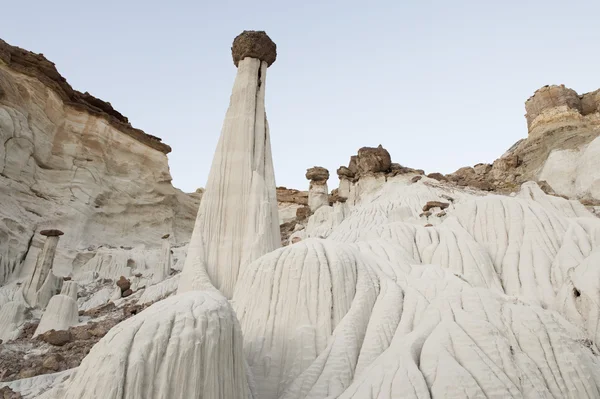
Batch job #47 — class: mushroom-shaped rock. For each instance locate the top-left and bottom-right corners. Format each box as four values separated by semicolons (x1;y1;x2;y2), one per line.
356;145;391;174
34;281;79;337
305;166;330;183
40;291;252;399
232;30;277;67
24;229;64;307
306;167;330;212
179;30;281;298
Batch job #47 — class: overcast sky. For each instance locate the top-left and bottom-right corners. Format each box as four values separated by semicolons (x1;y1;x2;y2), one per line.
3;0;599;192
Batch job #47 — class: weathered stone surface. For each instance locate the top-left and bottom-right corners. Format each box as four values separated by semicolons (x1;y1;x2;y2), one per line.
305;167;329;182
336;166;355;180
0;386;22;398
276;187;308;206
356;145;392;174
39;230;64;237
411;175;423;183
232;30;277;67
0;43;200;285
295;206;311;222
423;201;450;212
116;276;131;293
427;172;448;182
38;329;72;346
0;39;170;154
525;85;582;129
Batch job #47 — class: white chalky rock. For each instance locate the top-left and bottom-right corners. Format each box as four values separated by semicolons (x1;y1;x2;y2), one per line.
0;300;26;342
231;179;600;398
39;291;253;399
179;55;280;298
34;281;79;337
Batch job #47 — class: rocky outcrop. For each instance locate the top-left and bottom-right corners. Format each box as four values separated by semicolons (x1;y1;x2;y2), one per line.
0;39;169;154
446;84;600;201
178;32;280;298
0;38;198;285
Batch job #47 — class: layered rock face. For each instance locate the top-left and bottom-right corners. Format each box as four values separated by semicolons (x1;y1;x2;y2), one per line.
447;84;600;203
3;35;600;399
0;39;199;285
178;31;281;298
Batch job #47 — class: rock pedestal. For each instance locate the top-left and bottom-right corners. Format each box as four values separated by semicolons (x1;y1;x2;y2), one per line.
154;234;172;284
24;229;64;308
306;166;330;212
178;31;280;298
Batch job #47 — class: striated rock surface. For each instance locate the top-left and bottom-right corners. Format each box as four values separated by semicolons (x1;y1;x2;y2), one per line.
39;291;251;399
0;38;199;286
447;84;600;202
178;32;281;298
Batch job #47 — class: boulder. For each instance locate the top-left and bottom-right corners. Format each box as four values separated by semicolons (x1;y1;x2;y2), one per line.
38;329;72;346
356;145;391;174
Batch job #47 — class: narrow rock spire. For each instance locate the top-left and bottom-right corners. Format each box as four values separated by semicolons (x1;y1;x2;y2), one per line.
306;166;330;212
24;229;64;307
178;31;280;298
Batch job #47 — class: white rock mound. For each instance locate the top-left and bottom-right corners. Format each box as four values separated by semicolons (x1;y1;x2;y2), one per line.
39;291;253;399
34;281;79;337
231;177;600;399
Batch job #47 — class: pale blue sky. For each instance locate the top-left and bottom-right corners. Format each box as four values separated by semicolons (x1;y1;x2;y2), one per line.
3;0;599;192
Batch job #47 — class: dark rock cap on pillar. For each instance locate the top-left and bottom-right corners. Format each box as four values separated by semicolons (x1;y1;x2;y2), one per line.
231;30;277;67
40;229;64;237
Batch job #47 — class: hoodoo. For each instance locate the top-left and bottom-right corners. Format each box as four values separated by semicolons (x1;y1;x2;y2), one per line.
23;229;64;308
178;31;281;297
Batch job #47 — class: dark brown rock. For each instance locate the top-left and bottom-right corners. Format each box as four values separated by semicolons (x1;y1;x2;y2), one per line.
62;276;72;281
305;167;330;182
116;276;131;293
337;166;355;179
423;201;450;212
411;175;422;183
356;145;392;174
39;229;64;237
38;330;72;346
17;322;38;340
296;206;312;221
232;31;277;67
276;187;308;205
427;173;448;182
121;289;133;298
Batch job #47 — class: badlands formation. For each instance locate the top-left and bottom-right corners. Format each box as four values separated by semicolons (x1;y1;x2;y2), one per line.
0;31;600;399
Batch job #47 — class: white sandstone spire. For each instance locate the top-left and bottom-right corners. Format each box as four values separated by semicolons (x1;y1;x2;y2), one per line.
178;31;280;298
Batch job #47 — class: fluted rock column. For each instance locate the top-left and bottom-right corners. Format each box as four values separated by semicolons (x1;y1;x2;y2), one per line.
153;233;172;284
306;166;330;212
24;229;63;308
178;31;280;298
